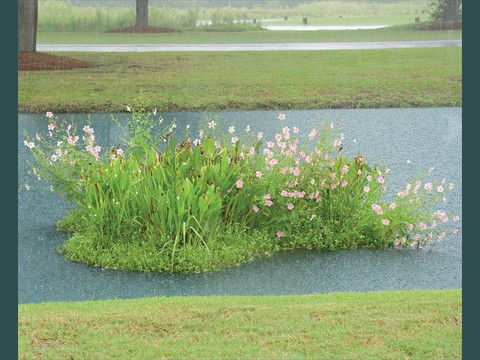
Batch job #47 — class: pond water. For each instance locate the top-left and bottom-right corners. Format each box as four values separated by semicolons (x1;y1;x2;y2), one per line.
262;25;389;31
18;108;462;304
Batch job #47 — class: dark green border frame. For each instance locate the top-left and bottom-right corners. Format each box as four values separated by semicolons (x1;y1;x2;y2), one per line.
12;0;473;357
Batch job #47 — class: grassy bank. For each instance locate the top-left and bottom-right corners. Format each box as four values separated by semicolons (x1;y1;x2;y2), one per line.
18;289;461;359
37;27;462;45
18;47;461;113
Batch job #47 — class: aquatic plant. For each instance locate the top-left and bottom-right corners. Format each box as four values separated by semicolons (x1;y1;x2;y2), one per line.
23;104;460;272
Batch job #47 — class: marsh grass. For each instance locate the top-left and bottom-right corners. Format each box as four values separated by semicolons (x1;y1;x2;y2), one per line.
38;0;431;32
18;289;462;359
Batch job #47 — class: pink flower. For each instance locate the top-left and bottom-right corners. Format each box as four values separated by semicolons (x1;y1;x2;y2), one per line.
293;127;299;134
83;125;94;135
363;186;370;193
269;159;278;166
408;224;414;231
236;180;244;189
264;194;271;200
255;171;263;178
331;183;338;190
308;129;318;140
371;204;383;215
341;180;348;187
265;200;273;207
437;185;444;193
382;219;390;226
267;141;275;149
377;176;385;184
23;141;35;149
278;113;286;121
389;202;396;210
367;175;372;182
47;123;55;131
453;229;459;235
287;203;294;210
67;136;79;145
276;231;284;237
341;165;349;175
293;168;300;177
453;215;460;221
45;111;53;118
252;205;259;213
424;183;433;192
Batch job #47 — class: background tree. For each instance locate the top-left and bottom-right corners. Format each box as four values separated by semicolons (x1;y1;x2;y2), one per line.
18;0;38;52
428;0;462;22
136;0;149;27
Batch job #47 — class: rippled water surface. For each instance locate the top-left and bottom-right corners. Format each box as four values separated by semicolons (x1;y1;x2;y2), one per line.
18;108;462;304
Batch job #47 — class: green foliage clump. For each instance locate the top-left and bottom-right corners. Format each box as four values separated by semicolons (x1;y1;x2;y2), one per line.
23;100;460;272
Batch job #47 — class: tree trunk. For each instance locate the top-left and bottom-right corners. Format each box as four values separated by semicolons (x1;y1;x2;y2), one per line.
446;0;461;22
18;0;38;53
136;0;149;28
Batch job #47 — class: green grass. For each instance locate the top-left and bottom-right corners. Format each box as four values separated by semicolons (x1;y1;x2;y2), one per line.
18;289;462;359
37;27;462;45
266;14;428;26
18;47;462;113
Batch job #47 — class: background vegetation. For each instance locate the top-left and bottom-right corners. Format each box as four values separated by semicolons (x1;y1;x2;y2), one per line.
37;0;433;32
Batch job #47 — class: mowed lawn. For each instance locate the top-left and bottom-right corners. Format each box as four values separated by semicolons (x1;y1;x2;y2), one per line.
19;289;461;359
18;47;461;113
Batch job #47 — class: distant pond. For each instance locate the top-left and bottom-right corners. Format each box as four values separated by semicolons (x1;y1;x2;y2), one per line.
18;108;462;304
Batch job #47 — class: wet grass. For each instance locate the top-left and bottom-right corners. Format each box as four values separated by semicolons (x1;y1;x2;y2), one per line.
37;27;462;45
18;47;461;113
18;289;462;359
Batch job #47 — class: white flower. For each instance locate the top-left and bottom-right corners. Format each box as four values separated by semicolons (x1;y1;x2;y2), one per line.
208;120;216;129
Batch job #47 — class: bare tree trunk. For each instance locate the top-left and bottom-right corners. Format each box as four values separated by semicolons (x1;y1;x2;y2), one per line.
446;0;461;22
136;0;149;28
18;0;38;52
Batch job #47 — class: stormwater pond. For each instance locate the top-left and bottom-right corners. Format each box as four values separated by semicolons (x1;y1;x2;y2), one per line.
18;108;462;304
